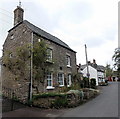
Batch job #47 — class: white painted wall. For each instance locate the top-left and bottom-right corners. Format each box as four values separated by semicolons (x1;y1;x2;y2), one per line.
97;71;105;83
97;71;105;78
82;65;98;86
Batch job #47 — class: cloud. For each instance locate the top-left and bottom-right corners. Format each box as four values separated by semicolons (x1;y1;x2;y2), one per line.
0;0;118;67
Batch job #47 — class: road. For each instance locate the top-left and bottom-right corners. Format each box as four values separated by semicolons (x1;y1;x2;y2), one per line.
60;82;118;117
2;82;119;118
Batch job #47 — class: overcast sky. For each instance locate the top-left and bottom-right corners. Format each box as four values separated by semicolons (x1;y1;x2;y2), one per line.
0;0;118;67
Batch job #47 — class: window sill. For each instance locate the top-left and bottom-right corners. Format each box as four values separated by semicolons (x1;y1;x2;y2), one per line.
67;85;71;87
59;85;64;87
46;86;55;90
67;65;71;68
46;60;54;64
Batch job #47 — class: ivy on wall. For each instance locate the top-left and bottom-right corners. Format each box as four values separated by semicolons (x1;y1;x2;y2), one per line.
2;41;49;93
2;44;31;80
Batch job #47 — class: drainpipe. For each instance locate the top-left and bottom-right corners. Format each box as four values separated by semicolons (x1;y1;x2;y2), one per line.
30;32;33;101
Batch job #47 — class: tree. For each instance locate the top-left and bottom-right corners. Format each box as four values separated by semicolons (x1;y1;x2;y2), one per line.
112;48;120;78
2;44;31;80
33;41;48;93
105;64;113;78
3;41;48;93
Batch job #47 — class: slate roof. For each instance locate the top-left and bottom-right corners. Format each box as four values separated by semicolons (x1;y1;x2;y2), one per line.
97;65;105;72
9;20;76;52
80;64;105;72
80;65;86;70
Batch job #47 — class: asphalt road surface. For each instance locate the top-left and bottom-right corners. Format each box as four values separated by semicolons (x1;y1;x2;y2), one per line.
3;82;119;118
61;82;118;117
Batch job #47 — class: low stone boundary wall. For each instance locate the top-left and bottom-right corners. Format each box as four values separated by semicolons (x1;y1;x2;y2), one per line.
32;88;100;109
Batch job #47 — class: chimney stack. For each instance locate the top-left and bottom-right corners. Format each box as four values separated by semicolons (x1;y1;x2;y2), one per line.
92;59;97;68
14;5;24;26
93;59;96;64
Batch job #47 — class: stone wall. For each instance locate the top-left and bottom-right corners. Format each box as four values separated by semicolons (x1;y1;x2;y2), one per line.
2;23;32;102
33;33;77;93
32;89;100;108
2;22;77;101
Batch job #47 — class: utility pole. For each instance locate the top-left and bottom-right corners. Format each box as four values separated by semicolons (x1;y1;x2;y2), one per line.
85;44;90;87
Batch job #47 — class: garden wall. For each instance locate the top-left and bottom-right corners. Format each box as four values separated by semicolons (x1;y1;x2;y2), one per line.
32;89;100;109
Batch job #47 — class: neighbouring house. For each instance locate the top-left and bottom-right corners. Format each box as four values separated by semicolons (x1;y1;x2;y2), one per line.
79;59;105;86
80;64;98;86
97;65;106;84
2;5;77;102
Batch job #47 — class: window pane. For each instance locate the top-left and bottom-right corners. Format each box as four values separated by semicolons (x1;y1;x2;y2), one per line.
58;73;64;86
47;73;52;87
66;55;71;66
68;74;72;86
47;48;52;61
47;80;52;86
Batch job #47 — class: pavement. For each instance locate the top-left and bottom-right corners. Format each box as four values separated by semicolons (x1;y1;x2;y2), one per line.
2;106;66;118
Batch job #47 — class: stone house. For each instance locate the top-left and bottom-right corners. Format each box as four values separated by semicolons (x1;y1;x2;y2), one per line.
2;6;77;102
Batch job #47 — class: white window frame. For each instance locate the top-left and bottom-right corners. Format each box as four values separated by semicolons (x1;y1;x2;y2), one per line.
38;38;41;42
46;48;53;62
10;34;14;40
67;74;72;87
9;53;13;58
46;72;54;89
58;73;64;87
66;55;71;67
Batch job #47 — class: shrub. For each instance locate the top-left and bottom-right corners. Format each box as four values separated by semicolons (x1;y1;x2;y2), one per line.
83;77;89;88
51;97;68;108
33;92;68;108
90;78;96;89
33;92;66;100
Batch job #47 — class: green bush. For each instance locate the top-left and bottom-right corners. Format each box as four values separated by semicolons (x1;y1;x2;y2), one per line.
83;77;89;88
51;97;68;108
90;78;96;89
33;92;67;100
70;83;81;90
